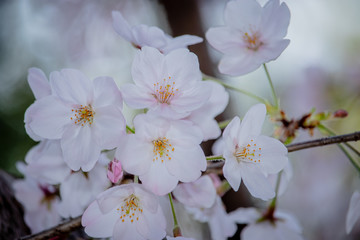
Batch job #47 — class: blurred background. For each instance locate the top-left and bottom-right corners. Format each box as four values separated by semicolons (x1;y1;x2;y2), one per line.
0;0;359;239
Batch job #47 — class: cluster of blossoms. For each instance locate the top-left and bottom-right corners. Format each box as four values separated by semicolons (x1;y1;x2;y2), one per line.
17;0;360;239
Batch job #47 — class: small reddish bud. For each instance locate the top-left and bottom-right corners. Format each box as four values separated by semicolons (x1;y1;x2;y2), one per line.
333;109;348;118
107;158;123;184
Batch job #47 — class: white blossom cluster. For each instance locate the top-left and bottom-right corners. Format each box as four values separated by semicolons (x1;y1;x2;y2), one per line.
16;0;357;239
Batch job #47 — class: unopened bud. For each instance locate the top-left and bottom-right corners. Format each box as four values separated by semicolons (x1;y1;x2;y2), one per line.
333;109;348;118
107;158;123;184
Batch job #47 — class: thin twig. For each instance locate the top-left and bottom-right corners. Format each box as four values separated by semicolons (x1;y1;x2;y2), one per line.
20;217;81;240
21;131;360;240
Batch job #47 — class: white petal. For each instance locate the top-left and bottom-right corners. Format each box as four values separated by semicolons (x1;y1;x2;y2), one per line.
113;220;145;240
50;69;94;105
115;135;153;176
224;0;262;31
93;76;123;109
238;104;266;144
82;201;119;238
121;83;157;109
219;54;261;76
93;106;126;149
240;164;275;200
28;96;70;139
259;40;290;62
162;34;203;54
27;68;51;99
346;191;360;234
96;185;133;214
24;104;43;141
223;116;240;148
112;11;133;43
141;207;167;240
132;25;167;50
256;135;288;174
61;124;101;171
212;137;225;156
173;175;216;208
140;159;179;196
223;157;242;191
229;207;260;224
206;27;244;55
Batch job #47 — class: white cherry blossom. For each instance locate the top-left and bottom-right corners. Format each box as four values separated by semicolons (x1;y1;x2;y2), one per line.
346;191;360;234
82;183;167;240
230;207;304;240
27;69;126;171
112;11;202;54
206;0;290;76
116;113;206;195
221;104;288;200
121;46;210;120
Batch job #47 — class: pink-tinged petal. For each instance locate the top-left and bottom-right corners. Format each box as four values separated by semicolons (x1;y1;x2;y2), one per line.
259;40;290;62
164;48;202;86
224;0;262;31
82;201;119;238
92;105;126;149
93;76;123;109
96;185;133;214
50;69;94;105
112;11;133;42
140;160;179;196
24;104;42;141
131;46;165;89
28;96;70;139
238;104;266;144
346;191;360;234
141;207;167;240
132;25;167;50
223;116;241;149
256;135;288;174
275;210;302;233
165;144;206;182
206;27;245;55
116;135;153;176
61;124;101;171
173;175;216;208
212;137;224;156
229;207;261;224
134;186;159;213
260;0;290;40
219;53;262;76
27;68;51;99
166;119;203;143
121;83;157;109
223;158;242;191
162;34;203;54
240;163;275;200
113;220;145;240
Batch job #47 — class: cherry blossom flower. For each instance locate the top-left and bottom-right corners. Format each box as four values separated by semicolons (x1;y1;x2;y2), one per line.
173;175;216;209
58;162;110;218
25;68;51;141
13;163;61;233
112;11;202;54
346;191;360;234
185;196;237;240
185;81;229;141
167;237;196;240
230;207;304;240
221;104;288;200
82;183;167;240
206;0;290;76
107;158;124;184
27;69;126;171
121;46;210;120
116;114;206;195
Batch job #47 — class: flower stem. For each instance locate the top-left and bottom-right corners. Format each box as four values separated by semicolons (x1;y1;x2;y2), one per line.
134;175;138;184
203;74;267;104
206;155;225;161
269;171;282;209
263;64;279;109
126;125;135;134
168;193;182;236
218;119;231;129
318;124;360;173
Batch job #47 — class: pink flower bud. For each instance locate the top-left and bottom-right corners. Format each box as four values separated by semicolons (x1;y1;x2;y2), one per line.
107;158;123;184
333;109;348;118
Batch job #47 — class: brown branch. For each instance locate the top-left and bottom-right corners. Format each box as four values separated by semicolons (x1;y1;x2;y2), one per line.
19;216;81;240
20;131;360;240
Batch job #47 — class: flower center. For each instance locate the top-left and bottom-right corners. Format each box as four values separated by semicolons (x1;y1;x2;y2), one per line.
234;139;262;163
117;194;143;223
243;32;263;51
152;76;178;104
70;105;95;126
152;137;174;163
